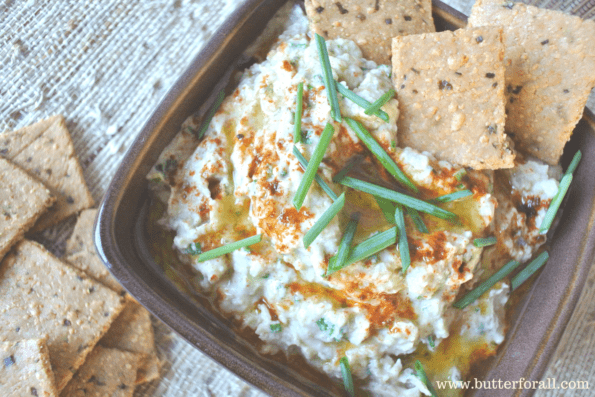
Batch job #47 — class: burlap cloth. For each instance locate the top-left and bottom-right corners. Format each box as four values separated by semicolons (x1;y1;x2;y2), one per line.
1;1;593;396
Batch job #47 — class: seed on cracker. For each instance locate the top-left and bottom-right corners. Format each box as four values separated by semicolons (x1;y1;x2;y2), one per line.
0;157;55;263
0;338;58;397
305;0;435;65
0;240;125;391
100;300;160;385
60;346;141;397
392;26;515;169
468;0;595;165
0;115;94;231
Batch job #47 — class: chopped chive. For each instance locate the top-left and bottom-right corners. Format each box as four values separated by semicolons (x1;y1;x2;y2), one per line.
293;123;335;210
453;259;520;309
453;169;467;181
294;82;304;143
292;146;337;201
565;150;582;175
539;174;573;234
407;207;428;234
196;90;225;140
414;361;438;397
270;323;282;333
340;357;355;397
340;177;458;222
428;335;435;349
431;189;473;203
344;118;417;192
364;89;395;115
303;193;346;248
315;34;341;122
511;251;549;291
184;242;202;256
330;227;398;269
332;157;359;183
395;205;411;273
374;196;396;224
336;82;389;122
198;234;261;262
327;212;360;275
473;237;497;248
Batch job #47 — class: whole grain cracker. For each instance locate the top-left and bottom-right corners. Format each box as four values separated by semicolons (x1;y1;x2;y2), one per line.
60;346;141;397
64;208;97;256
305;0;435;65
0;240;125;391
0;157;55;263
392;27;515;169
468;0;595;165
0;115;94;231
0;338;58;397
100;300;160;385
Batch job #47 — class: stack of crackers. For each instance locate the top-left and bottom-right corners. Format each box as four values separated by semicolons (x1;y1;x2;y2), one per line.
0;117;160;396
305;0;595;168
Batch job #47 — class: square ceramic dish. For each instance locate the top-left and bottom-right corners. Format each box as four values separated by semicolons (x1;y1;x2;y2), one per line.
95;1;595;396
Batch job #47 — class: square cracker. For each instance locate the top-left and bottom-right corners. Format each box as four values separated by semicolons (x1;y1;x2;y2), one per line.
100;299;160;385
468;0;595;165
60;346;141;397
0;338;58;397
0;115;94;231
305;0;435;65
392;27;515;169
0;157;55;263
0;240;125;391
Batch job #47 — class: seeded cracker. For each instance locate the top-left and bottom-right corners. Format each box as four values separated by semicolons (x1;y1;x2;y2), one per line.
0;338;58;397
0;157;55;263
0;116;94;231
468;0;595;165
60;346;141;397
0;240;125;391
305;0;435;65
100;300;160;385
392;27;515;169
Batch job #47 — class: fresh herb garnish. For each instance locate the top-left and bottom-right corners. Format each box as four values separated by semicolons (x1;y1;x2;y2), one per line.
196;90;225;140
184;242;202;256
327;212;360;275
511;251;549;291
539;174;573;234
332;157;359;183
565;149;582;176
329;227;398;269
428;335;435;349
336;82;389;122
375;196;396;224
293;146;337;201
339;177;458;222
364;89;395;116
414;361;438;397
315;34;341;122
340;357;355;397
294;82;304;143
407;207;428;234
453;259;520;308
431;189;473;203
293;122;335;210
473;237;497;248
344;118;417;192
270;323;283;333
453;169;467;181
395;205;411;273
198;234;261;262
316;318;334;334
303;193;345;248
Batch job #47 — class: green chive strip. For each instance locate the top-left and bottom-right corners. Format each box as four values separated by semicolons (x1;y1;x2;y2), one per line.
336;82;389;122
407;207;428;234
428;335;435;349
293;123;335;210
414;361;438;397
511;251;549;291
197;90;225;140
292;146;337;201
198;234;261;262
565;150;582;175
473;237;497;248
454;169;467;181
304;193;346;248
326;212;360;276
294;82;304;143
340;357;355;397
453;259;521;309
375;196;396;224
431;189;473;203
340;177;458;222
539;174;573;234
332;157;359;183
395;205;411;273
331;227;398;269
315;34;341;122
364;89;395;115
344;118;417;193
